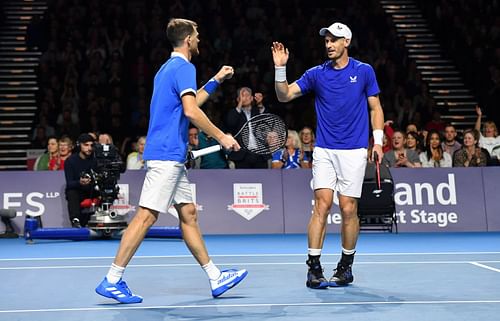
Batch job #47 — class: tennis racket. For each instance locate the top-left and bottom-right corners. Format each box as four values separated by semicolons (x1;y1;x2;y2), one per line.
190;113;287;159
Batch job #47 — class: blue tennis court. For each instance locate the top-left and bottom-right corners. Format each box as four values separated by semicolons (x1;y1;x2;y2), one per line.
1;233;499;321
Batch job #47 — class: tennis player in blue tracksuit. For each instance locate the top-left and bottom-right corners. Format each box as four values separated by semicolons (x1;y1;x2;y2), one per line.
96;18;247;303
272;22;384;289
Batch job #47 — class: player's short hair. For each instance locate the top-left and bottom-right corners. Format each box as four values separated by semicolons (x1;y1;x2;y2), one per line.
166;18;197;48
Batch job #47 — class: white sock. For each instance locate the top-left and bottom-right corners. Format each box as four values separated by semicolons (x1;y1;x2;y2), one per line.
342;247;356;255
106;263;125;284
308;248;322;256
202;260;221;280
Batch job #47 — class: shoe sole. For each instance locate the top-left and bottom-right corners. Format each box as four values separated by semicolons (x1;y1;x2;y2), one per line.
95;285;143;304
212;270;248;298
306;280;329;289
328;277;354;287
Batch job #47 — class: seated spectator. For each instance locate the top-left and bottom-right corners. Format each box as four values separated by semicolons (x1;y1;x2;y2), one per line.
406;123;428;145
226;87;268;169
382;120;394;153
382;130;421;168
406;131;423;154
254;92;269;114
419;130;452;167
98;133;114;145
198;131;229;169
34;136;60;170
441;124;462;156
126;136;146;170
453;129;489;167
475;106;500;163
186;127;200;169
64;133;97;228
299;126;315;167
57;135;73;170
272;130;309;169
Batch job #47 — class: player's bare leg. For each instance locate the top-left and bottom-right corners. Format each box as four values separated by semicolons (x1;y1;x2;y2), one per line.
330;195;358;287
175;203;248;297
114;207;158;267
305;188;333;289
95;207;158;304
175;203;210;265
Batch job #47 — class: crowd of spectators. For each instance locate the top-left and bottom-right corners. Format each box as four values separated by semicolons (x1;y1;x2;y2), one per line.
378;106;499;168
28;0;499;171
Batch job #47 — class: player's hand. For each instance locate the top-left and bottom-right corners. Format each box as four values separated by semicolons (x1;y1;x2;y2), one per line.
214;65;234;83
371;144;383;163
271;42;289;66
219;134;240;151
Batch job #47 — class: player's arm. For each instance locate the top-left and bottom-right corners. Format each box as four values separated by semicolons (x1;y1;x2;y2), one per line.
272;42;303;102
182;93;239;151
368;95;385;162
196;65;234;107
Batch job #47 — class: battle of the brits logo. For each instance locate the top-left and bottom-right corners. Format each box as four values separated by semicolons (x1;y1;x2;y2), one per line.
228;183;269;220
110;184;136;215
168;184;203;218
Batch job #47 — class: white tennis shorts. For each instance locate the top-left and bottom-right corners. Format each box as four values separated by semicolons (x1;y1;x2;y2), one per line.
139;160;193;213
312;147;367;198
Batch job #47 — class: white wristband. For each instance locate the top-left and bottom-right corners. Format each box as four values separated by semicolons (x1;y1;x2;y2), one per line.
373;129;383;146
275;66;287;82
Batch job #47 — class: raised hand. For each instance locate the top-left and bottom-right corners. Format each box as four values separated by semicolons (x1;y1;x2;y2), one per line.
271;42;289;66
214;65;235;83
475;105;482;117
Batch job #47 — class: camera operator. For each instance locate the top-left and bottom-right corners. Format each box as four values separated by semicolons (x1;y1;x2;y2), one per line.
64;133;97;228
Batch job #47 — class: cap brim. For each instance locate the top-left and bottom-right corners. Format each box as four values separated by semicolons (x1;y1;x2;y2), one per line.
319;27;329;36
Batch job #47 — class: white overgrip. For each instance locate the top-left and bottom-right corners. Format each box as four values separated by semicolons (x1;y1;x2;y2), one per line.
189;144;223;159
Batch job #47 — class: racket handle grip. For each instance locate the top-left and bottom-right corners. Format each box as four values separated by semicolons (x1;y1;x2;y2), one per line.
189;145;223;159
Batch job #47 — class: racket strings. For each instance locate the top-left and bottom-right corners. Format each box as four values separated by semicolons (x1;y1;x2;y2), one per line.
238;114;287;155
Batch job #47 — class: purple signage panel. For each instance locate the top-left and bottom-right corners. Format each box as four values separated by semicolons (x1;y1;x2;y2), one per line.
0;171;68;231
188;169;285;234
111;170;285;234
0;168;495;234
390;168;487;232
482;167;500;231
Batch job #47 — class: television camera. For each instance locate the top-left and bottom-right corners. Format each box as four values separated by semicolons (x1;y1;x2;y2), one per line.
84;143;128;237
23;143;182;243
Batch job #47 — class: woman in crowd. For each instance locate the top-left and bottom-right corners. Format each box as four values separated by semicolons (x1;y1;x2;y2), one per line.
34;136;60;170
419;130;452;167
453;129;489;167
405;131;423;154
475;106;500;164
299;126;315;168
272;130;309;169
382;130;421;168
56;135;73;170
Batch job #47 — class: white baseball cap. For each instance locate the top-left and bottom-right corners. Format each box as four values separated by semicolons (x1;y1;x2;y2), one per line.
319;22;352;39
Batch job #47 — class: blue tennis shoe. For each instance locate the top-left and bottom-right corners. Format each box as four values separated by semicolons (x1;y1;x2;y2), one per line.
210;269;248;298
95;277;143;304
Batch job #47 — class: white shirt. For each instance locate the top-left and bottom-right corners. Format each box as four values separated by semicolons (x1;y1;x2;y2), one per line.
419;151;452;168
